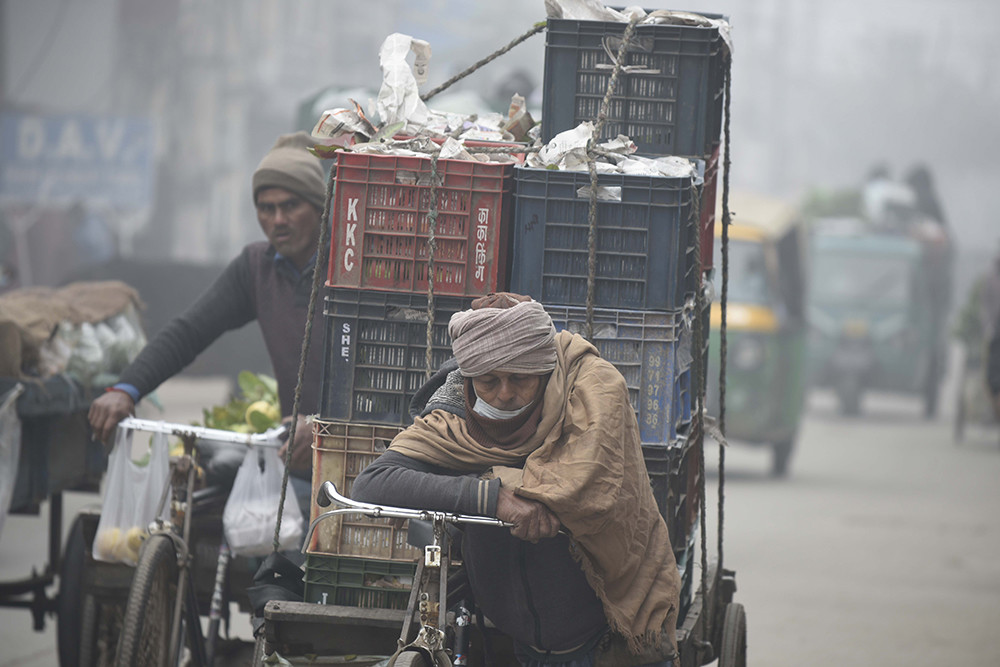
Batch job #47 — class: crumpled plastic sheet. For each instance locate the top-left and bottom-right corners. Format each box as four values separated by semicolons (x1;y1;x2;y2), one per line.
526;122;697;181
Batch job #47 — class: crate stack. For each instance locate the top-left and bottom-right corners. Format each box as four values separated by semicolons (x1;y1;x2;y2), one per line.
520;10;729;619
305;150;517;607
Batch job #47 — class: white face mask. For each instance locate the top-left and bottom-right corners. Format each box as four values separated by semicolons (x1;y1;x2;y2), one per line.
472;395;533;421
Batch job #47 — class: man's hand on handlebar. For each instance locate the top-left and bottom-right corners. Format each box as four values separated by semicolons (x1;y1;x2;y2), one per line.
89;390;135;444
277;415;312;476
496;486;561;543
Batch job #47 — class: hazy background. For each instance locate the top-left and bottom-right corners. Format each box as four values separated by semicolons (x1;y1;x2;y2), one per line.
1;2;1000;665
3;0;998;279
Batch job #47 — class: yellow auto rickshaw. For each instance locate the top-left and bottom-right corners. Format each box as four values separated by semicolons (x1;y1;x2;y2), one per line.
706;192;809;476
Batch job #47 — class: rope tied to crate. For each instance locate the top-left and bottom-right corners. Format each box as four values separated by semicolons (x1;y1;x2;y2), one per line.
585;14;641;339
426;153;441;378
717;53;733;572
688;171;709;616
272;163;337;553
420;21;547;103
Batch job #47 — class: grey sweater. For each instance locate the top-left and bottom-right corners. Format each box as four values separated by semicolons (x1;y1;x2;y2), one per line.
352;449;608;652
118;241;324;418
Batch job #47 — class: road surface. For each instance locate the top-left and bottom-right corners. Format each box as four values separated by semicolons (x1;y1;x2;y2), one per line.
1;377;999;666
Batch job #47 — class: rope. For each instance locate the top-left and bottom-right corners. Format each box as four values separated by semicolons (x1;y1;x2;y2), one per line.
272;162;336;552
426;153;441;378
688;168;709;617
585;15;641;339
420;22;547;103
717;54;733;571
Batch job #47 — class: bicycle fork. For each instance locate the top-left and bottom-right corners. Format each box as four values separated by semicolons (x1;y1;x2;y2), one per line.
391;522;452;666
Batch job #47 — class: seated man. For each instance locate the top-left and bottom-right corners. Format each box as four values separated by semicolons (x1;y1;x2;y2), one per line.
352;293;679;667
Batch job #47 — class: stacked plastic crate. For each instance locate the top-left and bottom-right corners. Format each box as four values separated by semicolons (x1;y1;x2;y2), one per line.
305;151;516;607
518;11;728;620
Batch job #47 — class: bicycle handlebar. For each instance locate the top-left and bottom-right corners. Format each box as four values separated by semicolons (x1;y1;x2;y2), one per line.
118;416;287;448
302;481;512;553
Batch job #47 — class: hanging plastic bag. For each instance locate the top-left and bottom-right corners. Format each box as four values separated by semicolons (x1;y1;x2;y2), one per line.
223;447;303;557
92;427;171;565
0;384;25;539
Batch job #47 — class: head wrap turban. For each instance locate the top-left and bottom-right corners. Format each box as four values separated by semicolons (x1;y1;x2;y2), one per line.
448;294;558;377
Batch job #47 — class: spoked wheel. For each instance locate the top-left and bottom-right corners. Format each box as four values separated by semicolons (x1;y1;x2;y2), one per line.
115;535;178;667
717;602;747;667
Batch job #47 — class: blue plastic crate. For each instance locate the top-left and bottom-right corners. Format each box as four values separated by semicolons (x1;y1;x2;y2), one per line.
512;167;698;310
319;288;473;426
541;14;727;157
546;304;693;443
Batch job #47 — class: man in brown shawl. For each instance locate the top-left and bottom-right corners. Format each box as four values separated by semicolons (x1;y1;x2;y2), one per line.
352;293;679;666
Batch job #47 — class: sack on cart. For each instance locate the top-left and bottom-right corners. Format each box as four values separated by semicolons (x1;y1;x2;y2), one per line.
92;427;172;565
223;447;303;557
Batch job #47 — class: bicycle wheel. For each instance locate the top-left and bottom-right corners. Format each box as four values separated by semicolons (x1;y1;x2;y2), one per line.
393;650;433;667
115;535;178;667
58;515;87;666
80;594;123;667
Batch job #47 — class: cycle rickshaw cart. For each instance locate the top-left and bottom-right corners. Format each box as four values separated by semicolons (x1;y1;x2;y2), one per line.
251;10;745;665
0;375;134;667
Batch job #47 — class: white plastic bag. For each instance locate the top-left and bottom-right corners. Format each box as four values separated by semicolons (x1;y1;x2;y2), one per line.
223;447;303;557
0;384;25;539
92;428;171;565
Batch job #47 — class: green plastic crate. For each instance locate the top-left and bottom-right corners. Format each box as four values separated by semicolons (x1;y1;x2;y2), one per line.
303;553;417;610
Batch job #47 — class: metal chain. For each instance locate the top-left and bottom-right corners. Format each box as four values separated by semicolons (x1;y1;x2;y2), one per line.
272;160;336;552
420;22;547;103
717;55;733;570
586;16;640;339
426;153;441;378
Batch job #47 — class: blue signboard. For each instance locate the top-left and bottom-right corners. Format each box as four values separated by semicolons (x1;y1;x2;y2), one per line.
0;112;154;209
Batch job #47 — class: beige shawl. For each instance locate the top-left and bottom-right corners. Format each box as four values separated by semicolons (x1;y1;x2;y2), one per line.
389;330;679;655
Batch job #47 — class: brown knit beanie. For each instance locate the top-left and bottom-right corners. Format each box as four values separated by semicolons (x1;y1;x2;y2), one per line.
252;131;326;211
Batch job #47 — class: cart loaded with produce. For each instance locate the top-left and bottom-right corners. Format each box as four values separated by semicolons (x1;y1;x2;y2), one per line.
255;2;743;666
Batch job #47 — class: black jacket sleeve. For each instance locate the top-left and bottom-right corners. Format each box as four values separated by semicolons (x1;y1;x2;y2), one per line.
117;248;256;398
352;450;500;518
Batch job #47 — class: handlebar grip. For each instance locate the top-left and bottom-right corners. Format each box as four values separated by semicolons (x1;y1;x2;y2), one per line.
316;481;334;508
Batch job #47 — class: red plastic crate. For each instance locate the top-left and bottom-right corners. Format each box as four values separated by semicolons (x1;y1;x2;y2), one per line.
699;143;720;271
327;151;514;296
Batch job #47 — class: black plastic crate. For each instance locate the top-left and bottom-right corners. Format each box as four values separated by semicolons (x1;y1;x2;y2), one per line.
546;304;694;443
512;166;697;310
303;553;416;609
541;15;727;157
319;288;473;425
643;437;702;553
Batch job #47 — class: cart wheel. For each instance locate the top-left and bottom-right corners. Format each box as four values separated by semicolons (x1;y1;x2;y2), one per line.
954;366;967;444
717;602;746;667
80;593;123;667
57;515;87;667
770;440;794;478
115;535;178;667
393;650;433;667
